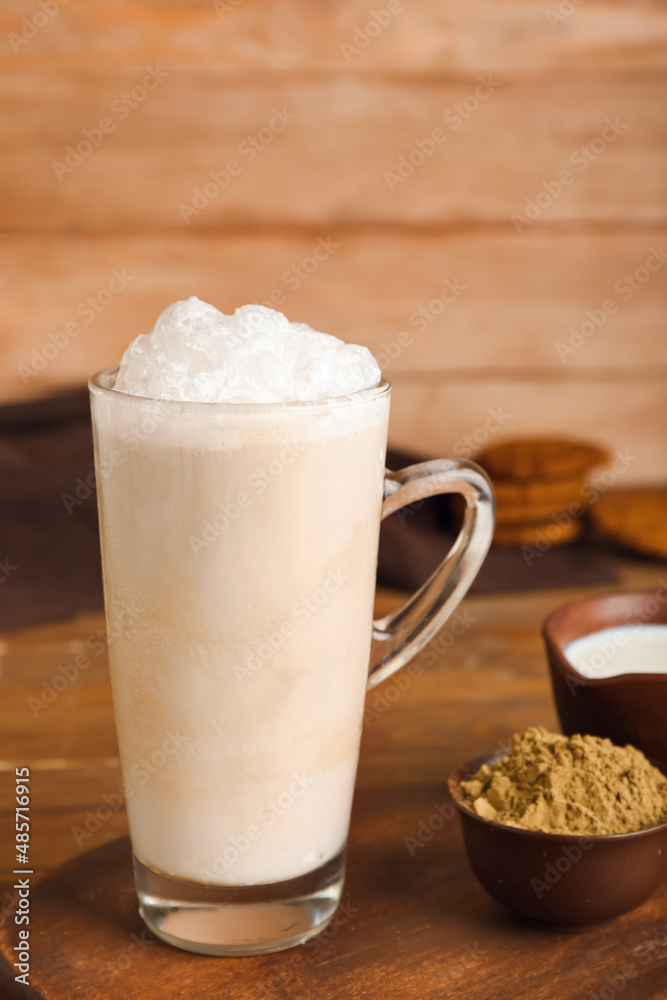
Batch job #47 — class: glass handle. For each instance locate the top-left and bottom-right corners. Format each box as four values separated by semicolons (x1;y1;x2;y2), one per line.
368;459;495;689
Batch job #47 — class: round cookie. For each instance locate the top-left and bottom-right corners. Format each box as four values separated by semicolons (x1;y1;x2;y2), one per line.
589;489;667;560
477;438;609;483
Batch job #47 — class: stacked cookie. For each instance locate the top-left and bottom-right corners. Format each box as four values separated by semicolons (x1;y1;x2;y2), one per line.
475;438;610;548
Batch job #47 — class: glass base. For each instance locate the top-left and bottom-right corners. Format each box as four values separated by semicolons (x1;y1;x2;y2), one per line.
133;850;346;956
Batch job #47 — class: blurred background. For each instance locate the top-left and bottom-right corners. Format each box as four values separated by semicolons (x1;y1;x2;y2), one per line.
0;0;665;475
0;0;666;633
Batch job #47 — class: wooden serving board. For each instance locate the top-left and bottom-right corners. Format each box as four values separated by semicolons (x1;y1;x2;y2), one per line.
1;782;666;1000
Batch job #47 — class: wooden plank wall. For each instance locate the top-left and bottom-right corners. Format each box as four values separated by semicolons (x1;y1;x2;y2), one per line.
0;1;665;480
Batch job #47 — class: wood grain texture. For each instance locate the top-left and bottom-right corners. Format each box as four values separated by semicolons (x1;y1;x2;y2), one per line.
1;565;667;999
0;1;664;490
1;232;666;386
1;0;667;72
1;75;665;229
2;816;667;999
0;649;119;763
389;379;667;484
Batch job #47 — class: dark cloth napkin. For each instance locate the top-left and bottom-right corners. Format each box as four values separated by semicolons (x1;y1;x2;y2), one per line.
379;449;619;594
0;390;618;633
0;388;104;632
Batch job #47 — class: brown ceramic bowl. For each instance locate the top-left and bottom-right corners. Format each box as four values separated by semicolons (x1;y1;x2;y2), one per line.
543;591;667;769
449;752;667;927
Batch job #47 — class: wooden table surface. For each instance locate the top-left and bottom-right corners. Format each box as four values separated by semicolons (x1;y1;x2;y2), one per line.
1;558;667;999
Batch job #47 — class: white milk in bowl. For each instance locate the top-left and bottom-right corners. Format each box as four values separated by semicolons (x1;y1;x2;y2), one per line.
565;625;667;680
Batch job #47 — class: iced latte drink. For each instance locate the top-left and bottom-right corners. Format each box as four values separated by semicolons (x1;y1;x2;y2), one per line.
90;299;494;955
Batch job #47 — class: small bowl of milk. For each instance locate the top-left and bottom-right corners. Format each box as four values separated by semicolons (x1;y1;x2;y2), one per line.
543;591;667;768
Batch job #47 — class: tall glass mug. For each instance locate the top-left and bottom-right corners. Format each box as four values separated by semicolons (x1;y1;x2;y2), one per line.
89;369;494;956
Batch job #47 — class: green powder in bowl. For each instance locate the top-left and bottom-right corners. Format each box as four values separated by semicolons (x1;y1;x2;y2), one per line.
460;726;667;836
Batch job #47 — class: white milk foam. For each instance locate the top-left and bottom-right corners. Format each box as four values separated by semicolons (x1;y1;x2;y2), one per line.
114;298;381;404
